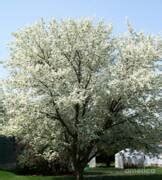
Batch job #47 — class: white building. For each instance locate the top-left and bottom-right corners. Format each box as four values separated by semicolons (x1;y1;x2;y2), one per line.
115;148;162;169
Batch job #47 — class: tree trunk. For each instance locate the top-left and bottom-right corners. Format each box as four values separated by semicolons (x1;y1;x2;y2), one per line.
76;170;84;180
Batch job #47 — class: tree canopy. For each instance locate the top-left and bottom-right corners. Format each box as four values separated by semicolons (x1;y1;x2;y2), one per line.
3;19;161;180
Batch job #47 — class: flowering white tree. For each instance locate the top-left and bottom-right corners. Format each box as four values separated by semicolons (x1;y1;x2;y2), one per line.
4;19;161;180
0;88;7;131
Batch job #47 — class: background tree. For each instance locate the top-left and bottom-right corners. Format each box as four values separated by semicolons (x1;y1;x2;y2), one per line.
4;19;161;180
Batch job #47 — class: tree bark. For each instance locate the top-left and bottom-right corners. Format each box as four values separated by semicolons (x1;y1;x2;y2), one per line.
76;169;84;180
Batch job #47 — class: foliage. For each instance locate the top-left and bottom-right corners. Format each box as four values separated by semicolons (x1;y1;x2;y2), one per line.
16;146;71;175
0;88;8;131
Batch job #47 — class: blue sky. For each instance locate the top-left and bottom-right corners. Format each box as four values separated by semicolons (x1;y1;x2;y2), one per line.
0;0;162;77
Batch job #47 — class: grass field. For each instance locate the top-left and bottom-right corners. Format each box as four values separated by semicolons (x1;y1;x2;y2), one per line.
0;167;162;179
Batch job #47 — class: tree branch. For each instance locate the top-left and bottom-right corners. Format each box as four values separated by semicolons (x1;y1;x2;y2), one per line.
36;79;75;138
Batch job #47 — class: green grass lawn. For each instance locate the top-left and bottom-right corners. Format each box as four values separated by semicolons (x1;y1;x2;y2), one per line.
0;170;74;180
0;167;162;180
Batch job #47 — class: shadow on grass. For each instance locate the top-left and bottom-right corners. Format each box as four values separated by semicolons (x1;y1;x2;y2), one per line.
1;168;162;180
84;175;162;180
84;167;123;175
